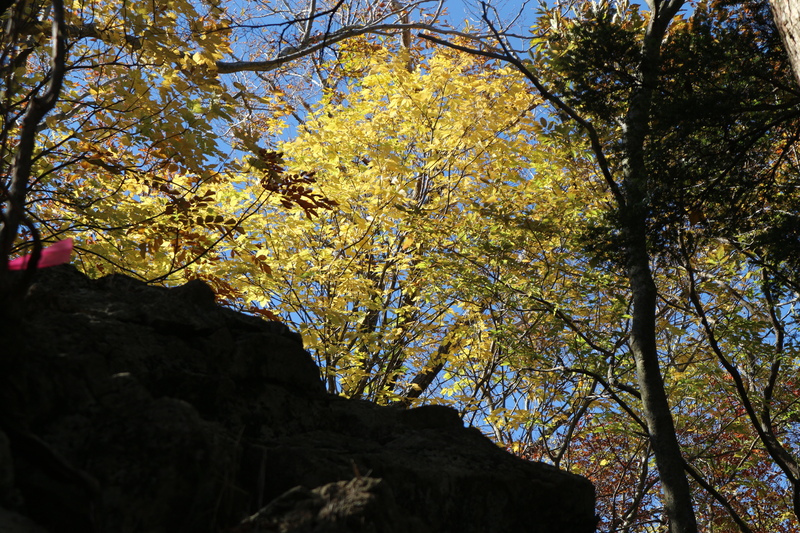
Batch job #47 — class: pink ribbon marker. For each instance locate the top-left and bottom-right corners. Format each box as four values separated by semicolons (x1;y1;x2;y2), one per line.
8;238;74;270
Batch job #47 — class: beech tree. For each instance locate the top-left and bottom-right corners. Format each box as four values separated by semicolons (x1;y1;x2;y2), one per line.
223;2;800;529
0;0;448;299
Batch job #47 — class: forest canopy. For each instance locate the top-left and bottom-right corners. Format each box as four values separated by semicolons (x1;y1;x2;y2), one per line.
1;0;800;532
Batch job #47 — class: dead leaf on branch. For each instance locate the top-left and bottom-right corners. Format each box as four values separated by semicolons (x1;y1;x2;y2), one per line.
254;149;338;218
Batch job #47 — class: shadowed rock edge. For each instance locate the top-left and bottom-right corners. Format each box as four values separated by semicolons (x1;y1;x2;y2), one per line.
0;265;596;533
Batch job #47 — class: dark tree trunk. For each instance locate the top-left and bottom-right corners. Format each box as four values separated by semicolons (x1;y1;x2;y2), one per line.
620;1;698;532
0;0;67;314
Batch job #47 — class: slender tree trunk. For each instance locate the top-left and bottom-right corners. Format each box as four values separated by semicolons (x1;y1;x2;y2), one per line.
620;1;698;532
0;0;66;315
769;0;800;87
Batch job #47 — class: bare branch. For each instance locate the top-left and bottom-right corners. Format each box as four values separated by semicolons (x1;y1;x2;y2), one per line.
553;379;598;467
217;23;477;74
534;365;647;430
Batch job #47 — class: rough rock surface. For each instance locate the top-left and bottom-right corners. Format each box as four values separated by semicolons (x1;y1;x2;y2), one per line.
0;265;596;533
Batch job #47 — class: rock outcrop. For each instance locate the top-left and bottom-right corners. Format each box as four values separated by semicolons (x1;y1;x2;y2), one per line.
0;265;596;533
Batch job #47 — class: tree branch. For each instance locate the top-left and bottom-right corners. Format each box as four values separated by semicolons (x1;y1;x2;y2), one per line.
417;27;625;208
682;458;754;533
686;257;800;514
1;0;66;275
217;23;477;74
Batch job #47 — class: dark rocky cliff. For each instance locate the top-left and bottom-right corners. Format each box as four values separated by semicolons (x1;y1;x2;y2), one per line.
0;265;596;533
